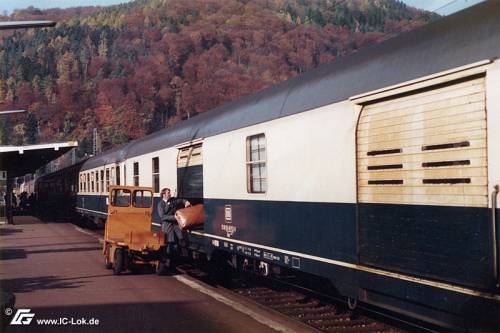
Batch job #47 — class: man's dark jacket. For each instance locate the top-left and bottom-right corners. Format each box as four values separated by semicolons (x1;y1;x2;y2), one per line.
157;197;187;223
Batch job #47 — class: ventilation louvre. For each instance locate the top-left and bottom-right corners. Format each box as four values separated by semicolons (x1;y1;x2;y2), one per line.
367;164;403;170
368;180;403;185
367;148;402;156
422;160;470;168
422;141;470;151
423;178;471;184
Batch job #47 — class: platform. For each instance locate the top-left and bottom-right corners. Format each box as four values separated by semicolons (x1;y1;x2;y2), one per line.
0;216;312;333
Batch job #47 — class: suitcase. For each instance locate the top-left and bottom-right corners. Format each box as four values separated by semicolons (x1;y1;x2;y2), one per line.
175;204;205;230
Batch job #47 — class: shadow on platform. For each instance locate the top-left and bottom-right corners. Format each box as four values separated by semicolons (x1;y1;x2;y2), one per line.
0;249;27;260
0;275;85;293
0;228;23;236
12;216;44;225
0;246;101;261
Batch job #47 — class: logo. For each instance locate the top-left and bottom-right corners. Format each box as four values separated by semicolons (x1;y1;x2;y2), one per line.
10;309;35;325
224;205;232;223
222;205;237;237
221;224;237;238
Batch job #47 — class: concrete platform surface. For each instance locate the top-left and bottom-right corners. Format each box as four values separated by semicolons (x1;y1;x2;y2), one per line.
0;216;296;333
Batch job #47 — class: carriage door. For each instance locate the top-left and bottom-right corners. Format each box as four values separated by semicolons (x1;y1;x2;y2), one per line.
356;75;492;289
177;143;203;204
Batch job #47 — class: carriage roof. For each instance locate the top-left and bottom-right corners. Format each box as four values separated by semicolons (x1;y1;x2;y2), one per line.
82;0;500;169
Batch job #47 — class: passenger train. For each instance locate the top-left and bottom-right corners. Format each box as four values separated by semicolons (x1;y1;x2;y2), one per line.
36;2;500;331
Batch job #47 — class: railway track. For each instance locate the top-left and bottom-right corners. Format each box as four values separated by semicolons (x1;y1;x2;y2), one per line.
73;224;436;332
175;263;429;333
74;225;437;332
233;286;396;333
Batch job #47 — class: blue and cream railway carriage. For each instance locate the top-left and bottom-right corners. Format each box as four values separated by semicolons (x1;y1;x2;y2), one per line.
71;2;500;331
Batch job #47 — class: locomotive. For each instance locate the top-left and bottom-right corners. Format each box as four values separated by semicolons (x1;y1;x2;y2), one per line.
38;2;500;331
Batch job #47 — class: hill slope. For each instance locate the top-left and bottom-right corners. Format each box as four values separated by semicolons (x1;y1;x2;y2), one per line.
0;0;437;154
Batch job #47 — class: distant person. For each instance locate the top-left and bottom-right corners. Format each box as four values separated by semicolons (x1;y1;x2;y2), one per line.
20;192;28;210
11;193;17;208
28;193;36;213
157;188;190;260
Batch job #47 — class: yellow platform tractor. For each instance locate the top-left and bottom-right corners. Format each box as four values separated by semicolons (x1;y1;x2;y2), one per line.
103;186;169;275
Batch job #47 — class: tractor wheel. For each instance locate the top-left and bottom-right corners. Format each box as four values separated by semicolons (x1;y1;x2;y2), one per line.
104;244;112;269
156;258;170;276
113;247;124;275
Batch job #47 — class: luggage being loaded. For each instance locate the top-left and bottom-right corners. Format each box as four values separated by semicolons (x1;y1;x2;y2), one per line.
175;204;205;230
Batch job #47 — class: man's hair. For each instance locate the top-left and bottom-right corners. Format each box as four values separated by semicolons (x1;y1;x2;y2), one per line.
160;188;171;196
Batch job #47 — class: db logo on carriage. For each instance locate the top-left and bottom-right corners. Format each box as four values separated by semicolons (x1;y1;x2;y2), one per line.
222;205;237;238
10;308;35;325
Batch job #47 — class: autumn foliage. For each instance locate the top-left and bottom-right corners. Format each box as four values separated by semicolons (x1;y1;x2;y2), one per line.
0;0;436;154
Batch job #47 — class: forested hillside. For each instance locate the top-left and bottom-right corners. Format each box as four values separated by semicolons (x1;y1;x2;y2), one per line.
0;0;437;154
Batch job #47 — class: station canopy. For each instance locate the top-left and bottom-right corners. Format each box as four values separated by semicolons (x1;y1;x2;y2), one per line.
0;141;78;178
0;21;56;30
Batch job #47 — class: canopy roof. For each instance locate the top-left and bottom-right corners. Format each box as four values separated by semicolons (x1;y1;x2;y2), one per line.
0;142;78;179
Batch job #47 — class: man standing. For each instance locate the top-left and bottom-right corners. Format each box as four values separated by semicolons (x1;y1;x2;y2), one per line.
157;188;190;260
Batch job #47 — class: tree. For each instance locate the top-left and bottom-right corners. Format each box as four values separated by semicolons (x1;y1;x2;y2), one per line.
0;0;434;149
98;31;109;58
0;119;12;145
24;112;38;144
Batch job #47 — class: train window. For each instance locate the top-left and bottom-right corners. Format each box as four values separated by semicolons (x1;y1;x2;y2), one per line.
116;166;121;185
106;169;110;192
111;189;131;207
246;133;267;193
91;173;95;192
152;157;159;193
86;173;90;193
95;171;99;192
100;170;104;193
133;190;152;208
133;162;139;186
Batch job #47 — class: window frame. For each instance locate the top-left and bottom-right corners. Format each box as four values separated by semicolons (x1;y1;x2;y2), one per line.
152;157;160;193
106;168;110;192
246;133;267;194
132;190;153;208
111;189;132;207
116;166;121;186
85;173;89;193
133;162;139;186
100;170;104;193
95;171;99;193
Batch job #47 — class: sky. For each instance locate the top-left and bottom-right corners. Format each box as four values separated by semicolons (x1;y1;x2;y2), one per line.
0;0;132;15
0;0;487;16
401;0;485;15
